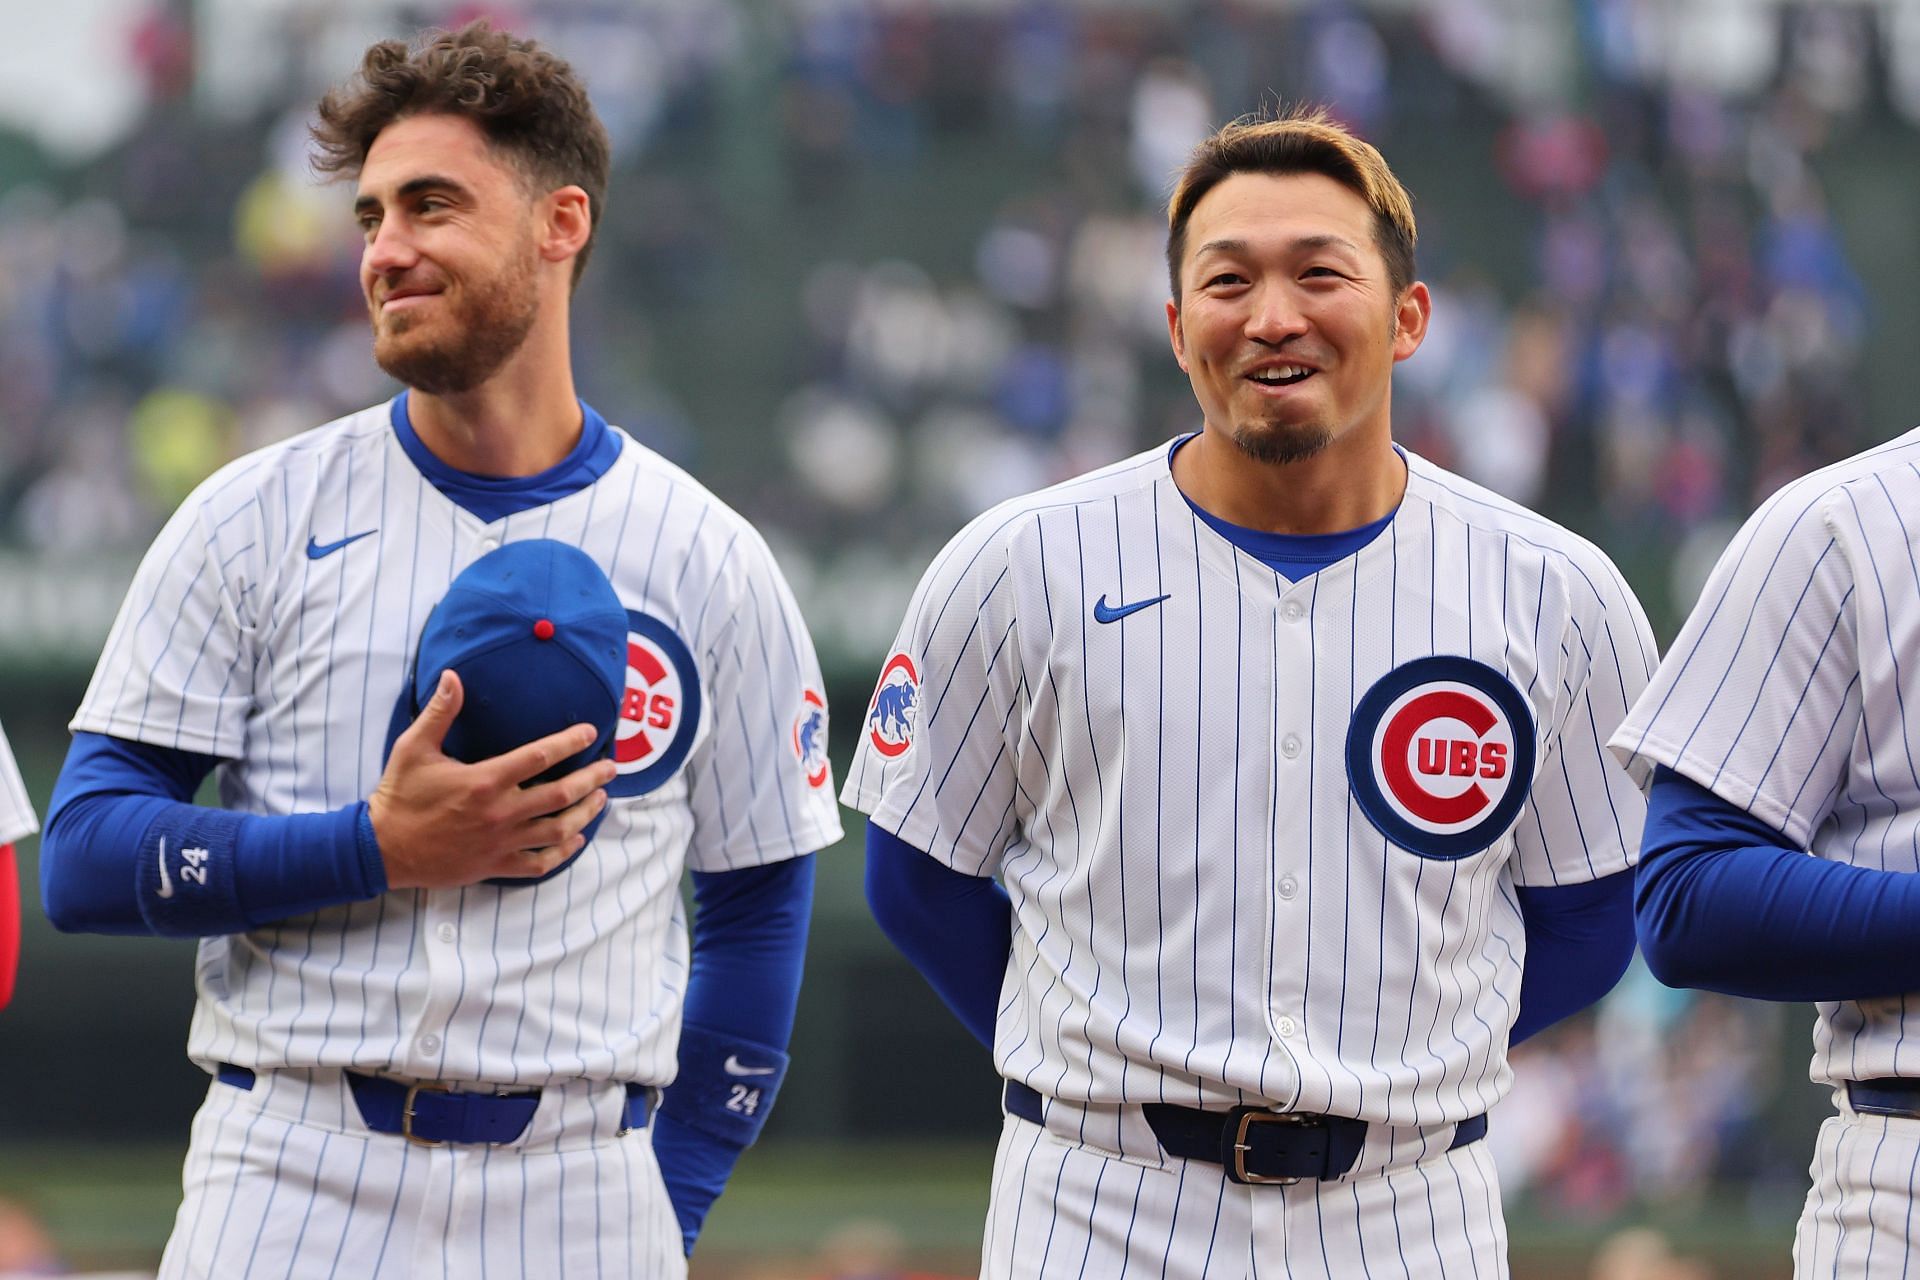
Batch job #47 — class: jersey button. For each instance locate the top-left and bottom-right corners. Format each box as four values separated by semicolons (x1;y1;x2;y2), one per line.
436;923;457;943
418;1034;441;1054
1280;735;1302;759
1276;1015;1298;1038
1277;876;1298;901
1281;601;1305;622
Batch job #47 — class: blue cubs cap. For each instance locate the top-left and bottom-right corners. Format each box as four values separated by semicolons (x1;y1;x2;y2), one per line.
382;538;628;885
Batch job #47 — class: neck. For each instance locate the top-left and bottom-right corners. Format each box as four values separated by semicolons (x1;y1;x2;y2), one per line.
406;314;581;477
1171;420;1405;534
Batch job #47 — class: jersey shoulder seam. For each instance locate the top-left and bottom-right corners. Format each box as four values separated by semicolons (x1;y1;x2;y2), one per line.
1404;454;1629;612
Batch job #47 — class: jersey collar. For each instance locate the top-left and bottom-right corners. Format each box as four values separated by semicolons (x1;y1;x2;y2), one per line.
389;390;623;524
1165;433;1404;581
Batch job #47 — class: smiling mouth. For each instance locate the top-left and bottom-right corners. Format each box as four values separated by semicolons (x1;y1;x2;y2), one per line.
1246;365;1315;388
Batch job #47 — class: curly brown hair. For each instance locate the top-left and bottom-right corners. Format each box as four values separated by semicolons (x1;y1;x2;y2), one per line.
1166;106;1417;303
311;20;611;284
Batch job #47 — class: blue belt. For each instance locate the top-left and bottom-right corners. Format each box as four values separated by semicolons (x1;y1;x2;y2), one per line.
217;1064;653;1146
1847;1078;1920;1119
1004;1080;1487;1185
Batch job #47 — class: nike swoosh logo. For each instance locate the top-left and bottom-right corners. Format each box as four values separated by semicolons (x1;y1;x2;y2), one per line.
1093;593;1171;624
306;529;378;560
156;837;173;899
723;1055;776;1077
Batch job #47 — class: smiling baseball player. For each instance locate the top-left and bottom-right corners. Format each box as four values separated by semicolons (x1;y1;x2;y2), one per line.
38;23;839;1278
1610;431;1920;1272
846;108;1657;1277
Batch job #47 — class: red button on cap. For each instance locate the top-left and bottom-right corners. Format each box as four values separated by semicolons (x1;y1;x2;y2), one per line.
533;618;556;640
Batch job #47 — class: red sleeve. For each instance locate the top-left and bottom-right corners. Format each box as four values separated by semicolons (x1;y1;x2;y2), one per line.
0;844;18;1010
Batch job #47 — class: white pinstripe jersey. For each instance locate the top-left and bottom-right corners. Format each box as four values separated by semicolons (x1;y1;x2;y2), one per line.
844;441;1656;1126
1611;427;1920;1090
72;398;842;1088
0;723;37;847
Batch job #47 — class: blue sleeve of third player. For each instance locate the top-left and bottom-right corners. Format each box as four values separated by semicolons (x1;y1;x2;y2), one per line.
864;822;1011;1049
1637;765;1920;1001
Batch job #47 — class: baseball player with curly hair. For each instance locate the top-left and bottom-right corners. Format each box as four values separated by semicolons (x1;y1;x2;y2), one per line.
844;107;1658;1277
39;22;839;1277
1612;435;1920;1272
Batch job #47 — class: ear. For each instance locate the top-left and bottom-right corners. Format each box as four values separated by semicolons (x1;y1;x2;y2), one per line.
1166;296;1190;372
539;185;593;268
1390;281;1432;363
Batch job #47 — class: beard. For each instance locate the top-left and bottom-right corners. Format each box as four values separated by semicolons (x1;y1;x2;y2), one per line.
371;250;539;396
1229;418;1335;465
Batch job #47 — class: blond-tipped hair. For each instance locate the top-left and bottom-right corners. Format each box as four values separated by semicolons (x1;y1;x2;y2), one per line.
1165;106;1417;299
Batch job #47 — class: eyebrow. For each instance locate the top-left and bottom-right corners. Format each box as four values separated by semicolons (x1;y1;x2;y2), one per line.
353;175;472;217
1191;234;1364;258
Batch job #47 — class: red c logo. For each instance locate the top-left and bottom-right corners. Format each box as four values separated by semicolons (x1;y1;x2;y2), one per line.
1378;689;1501;825
616;637;683;766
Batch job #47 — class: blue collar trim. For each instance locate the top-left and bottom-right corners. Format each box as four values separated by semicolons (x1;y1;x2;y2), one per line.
1169;433;1397;582
389;390;622;523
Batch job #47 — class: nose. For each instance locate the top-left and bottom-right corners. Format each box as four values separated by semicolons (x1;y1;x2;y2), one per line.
362;215;418;280
1244;285;1309;346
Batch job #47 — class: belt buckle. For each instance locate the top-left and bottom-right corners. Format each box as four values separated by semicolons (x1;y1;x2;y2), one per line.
1230;1108;1319;1185
401;1081;453;1147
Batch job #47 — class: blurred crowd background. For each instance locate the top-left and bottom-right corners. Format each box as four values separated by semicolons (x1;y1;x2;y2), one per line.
4;0;1916;1274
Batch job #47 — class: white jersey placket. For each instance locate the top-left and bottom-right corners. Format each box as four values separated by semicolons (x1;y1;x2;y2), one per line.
402;519;510;1080
1266;576;1316;1103
406;889;466;1074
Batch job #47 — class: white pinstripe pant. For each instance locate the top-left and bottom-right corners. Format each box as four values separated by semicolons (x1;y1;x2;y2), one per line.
983;1102;1507;1279
1794;1103;1920;1277
156;1068;685;1280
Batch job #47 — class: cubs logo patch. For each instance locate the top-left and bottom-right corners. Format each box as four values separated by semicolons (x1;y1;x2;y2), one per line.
866;653;920;759
608;610;701;797
793;689;830;788
1346;656;1536;860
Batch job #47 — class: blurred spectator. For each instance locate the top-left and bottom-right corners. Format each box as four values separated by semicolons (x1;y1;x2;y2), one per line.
1588;1227;1716;1280
0;1195;61;1277
1502;965;1796;1226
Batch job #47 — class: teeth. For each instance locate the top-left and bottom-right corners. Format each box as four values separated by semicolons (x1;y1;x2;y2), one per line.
1250;365;1307;383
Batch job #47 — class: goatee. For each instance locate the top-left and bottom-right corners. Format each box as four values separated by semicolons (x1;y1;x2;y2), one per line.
1231;421;1334;465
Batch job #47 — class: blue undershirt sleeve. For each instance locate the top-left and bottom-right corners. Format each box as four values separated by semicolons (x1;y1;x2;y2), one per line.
1636;765;1920;1001
41;731;385;937
864;822;1011;1050
652;854;813;1256
1510;870;1635;1045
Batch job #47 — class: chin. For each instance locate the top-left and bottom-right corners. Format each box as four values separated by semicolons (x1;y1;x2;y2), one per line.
376;337;483;396
1229;420;1334;466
